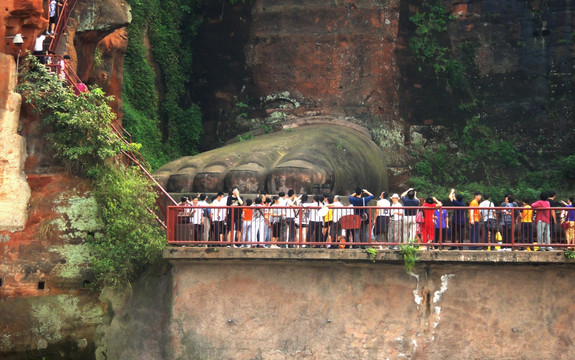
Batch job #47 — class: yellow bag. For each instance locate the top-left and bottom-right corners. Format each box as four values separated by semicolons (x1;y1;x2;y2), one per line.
495;231;502;250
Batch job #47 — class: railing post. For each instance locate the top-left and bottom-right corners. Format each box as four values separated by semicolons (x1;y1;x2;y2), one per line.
511;208;516;250
166;206;175;243
438;209;443;249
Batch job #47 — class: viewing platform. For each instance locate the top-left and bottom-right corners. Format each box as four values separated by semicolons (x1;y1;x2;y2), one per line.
164;246;573;264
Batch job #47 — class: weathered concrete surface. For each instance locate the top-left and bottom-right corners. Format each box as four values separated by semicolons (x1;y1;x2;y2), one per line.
165;246;574;265
163;248;575;359
0;55;31;232
155;123;387;195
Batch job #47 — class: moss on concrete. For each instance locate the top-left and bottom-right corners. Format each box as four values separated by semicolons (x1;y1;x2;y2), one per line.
53;195;102;242
30;295;104;342
49;244;91;279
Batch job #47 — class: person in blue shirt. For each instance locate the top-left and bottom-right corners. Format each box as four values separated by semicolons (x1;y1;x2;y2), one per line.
449;188;465;249
349;187;374;248
401;188;420;241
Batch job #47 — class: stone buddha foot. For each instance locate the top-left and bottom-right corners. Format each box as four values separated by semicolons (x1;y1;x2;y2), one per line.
154;122;387;195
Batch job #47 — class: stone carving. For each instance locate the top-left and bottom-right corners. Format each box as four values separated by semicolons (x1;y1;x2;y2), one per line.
155;121;388;195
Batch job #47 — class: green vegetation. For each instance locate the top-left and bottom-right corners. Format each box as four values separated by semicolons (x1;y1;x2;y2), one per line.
237;132;254;142
122;0;204;169
565;249;575;260
409;2;460;85
18;55;164;289
123;0;252;169
399;241;420;273
411;113;575;201
409;1;476;114
365;247;378;262
407;3;572;199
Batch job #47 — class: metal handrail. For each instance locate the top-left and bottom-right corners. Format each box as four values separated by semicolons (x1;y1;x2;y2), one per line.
166;204;573;250
49;0;78;53
35;0;179;226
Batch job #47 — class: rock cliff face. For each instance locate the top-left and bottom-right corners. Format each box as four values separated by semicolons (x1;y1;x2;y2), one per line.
190;0;575;188
0;0;130;357
2;0;575;357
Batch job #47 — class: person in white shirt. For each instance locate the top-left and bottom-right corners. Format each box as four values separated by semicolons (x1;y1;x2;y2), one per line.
251;197;269;247
284;190;299;246
33;31;52;64
211;192;226;243
269;196;284;248
190;197;203;241
389;193;404;246
198;194;211;242
330;195;345;245
375;191;391;243
176;196;192;242
298;193;310;245
479;194;497;245
307;194;324;247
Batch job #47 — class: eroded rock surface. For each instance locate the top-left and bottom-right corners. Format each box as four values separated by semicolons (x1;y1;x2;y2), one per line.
0;55;31;232
155;121;387;194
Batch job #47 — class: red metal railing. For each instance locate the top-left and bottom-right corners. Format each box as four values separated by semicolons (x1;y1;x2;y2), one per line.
48;0;78;53
40;0;179;227
166;205;574;251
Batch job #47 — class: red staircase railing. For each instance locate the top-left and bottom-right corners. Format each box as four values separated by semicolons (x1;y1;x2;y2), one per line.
49;0;78;53
39;0;178;229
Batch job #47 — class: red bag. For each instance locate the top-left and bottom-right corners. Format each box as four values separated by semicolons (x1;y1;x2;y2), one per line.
340;215;362;230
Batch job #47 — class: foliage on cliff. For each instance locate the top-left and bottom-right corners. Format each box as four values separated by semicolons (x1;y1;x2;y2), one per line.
18;55;164;289
122;0;205;169
407;2;575;200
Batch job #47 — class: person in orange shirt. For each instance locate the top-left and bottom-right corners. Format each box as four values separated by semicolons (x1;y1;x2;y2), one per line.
469;192;482;249
241;199;253;247
519;198;533;248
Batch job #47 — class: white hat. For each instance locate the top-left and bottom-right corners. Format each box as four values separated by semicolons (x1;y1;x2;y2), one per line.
391;193;400;199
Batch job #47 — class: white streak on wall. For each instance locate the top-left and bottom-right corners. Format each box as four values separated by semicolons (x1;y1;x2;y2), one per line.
433;274;455;303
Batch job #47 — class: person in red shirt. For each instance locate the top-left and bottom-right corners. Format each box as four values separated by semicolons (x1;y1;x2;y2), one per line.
421;196;443;246
531;192;553;250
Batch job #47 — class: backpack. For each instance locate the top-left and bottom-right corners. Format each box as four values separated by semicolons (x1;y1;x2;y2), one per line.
416;210;424;224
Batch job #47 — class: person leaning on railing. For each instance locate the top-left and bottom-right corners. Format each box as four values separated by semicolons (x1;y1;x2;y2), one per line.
449;189;466;249
499;194;518;248
211;192;226;242
468;192;482;250
531;192;553;251
241;199;253;247
479;194;497;246
349;188;374;247
519;198;534;249
389;193;403;247
401;188;419;242
560;197;575;249
374;192;390;243
421;196;442;246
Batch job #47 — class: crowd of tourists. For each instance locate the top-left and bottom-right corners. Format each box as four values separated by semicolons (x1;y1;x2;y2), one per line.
175;187;575;251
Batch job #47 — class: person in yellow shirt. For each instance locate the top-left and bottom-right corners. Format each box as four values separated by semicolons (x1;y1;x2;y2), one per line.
469;192;482;249
520;198;533;249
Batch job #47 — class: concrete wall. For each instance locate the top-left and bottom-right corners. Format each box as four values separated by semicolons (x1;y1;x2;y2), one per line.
163;248;575;360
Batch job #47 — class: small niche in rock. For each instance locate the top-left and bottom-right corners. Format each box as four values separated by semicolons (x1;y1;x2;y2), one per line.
38;281;45;290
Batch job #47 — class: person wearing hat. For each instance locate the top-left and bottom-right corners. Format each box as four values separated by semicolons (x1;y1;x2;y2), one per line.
389;193;403;247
